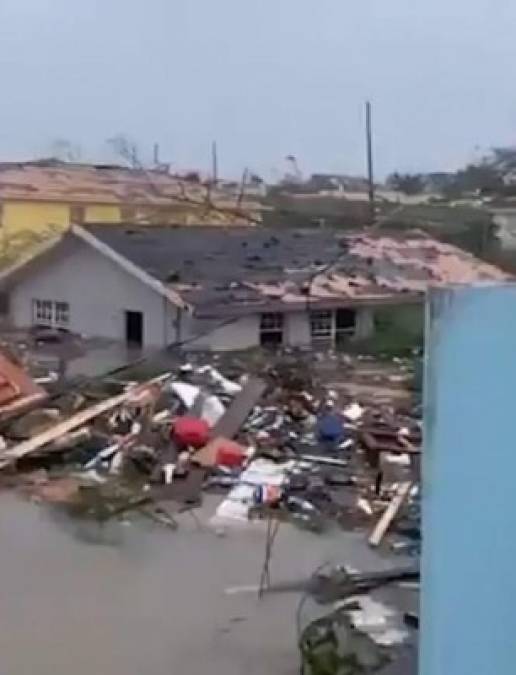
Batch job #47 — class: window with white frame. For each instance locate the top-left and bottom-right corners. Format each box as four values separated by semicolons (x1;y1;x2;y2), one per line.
310;310;332;338
32;300;70;328
34;300;53;324
310;308;356;346
55;302;70;327
259;312;284;346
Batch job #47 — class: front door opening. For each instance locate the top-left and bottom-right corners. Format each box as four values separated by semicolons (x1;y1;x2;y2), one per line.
125;310;143;347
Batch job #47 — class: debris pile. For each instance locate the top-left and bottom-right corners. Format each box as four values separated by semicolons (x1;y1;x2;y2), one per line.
0;349;421;547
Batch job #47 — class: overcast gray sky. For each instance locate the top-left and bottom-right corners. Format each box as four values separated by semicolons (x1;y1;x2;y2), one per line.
0;0;515;179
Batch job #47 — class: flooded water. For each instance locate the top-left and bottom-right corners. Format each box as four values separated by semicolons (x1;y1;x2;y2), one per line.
0;493;392;675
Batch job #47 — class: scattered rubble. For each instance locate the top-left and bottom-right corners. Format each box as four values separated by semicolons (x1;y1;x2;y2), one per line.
0;347;421;557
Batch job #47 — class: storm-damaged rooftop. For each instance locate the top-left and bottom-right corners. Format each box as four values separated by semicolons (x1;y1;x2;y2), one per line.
79;224;510;316
0;161;262;221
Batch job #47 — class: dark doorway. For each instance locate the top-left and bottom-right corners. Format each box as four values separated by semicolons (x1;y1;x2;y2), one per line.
335;307;356;347
125;310;143;347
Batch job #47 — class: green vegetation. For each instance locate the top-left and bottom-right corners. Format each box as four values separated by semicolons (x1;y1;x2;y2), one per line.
380;204;497;259
349;304;424;358
263;189;369;229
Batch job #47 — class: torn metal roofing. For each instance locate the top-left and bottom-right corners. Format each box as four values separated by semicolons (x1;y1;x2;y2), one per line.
78;224;510;317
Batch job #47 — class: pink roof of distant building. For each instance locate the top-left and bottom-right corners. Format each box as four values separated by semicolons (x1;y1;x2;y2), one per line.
0;160;261;216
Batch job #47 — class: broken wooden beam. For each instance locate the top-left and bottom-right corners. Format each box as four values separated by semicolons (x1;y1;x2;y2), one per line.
211;376;266;439
0;374;170;470
40;427;92;455
368;481;413;547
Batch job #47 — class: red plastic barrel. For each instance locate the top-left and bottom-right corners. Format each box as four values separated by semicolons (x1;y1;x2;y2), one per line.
173;416;210;449
215;440;246;468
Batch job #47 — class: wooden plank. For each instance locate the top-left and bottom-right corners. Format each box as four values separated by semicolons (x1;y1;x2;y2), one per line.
368;481;412;547
0;374;170;469
298;454;349;467
39;427;92;455
212;377;266;439
0;391;48;422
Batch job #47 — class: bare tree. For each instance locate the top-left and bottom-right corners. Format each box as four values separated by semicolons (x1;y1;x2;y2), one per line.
50;138;82;162
105;135;259;224
106;134;140;168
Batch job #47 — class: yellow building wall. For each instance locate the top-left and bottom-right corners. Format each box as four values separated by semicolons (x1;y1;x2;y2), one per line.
0;201;123;266
2;201;71;233
84;204;121;223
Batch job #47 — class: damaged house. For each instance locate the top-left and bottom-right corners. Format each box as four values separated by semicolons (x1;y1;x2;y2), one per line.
0;224;508;351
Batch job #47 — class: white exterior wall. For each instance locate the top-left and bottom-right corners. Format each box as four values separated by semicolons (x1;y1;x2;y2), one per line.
183;312;311;351
285;306;375;345
285;307;375;344
182;306;375;351
285;311;311;346
8;238;377;351
181;314;260;351
9;240;178;348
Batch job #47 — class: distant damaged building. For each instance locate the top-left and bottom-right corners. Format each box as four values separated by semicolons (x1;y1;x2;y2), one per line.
0;224;508;350
0;160;261;265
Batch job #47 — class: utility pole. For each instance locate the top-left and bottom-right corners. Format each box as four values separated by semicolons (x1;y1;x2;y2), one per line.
211;141;218;185
236;167;249;208
365;101;375;225
153;143;160;167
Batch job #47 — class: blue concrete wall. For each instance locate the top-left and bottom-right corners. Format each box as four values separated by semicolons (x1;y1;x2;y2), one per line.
421;284;516;675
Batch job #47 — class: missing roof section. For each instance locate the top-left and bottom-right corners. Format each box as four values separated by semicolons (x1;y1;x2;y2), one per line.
79;224;511;317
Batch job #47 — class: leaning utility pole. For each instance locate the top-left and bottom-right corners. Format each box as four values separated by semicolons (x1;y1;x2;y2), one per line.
365;101;375;225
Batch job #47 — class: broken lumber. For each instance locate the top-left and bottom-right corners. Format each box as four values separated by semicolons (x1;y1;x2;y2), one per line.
0;374;170;470
368;481;412;547
299;454;349;467
43;427;92;454
212;377;266;439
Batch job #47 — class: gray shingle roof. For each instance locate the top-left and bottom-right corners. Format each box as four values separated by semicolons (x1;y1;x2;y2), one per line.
81;224;509;317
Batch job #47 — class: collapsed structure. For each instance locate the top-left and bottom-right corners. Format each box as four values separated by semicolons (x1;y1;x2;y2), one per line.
0;224;509;350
